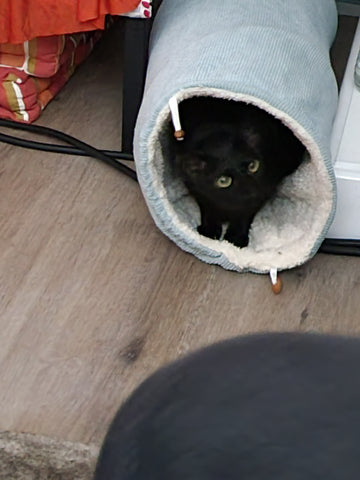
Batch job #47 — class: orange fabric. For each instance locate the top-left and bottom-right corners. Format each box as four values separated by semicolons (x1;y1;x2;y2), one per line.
0;0;140;44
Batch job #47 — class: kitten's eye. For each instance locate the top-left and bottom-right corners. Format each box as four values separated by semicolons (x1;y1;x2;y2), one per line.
248;159;260;174
215;175;232;188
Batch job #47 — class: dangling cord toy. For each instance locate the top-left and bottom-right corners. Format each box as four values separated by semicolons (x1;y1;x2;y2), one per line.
270;268;283;295
169;95;185;141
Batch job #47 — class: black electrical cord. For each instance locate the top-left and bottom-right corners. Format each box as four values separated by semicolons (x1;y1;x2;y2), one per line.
0;118;137;181
2;117;360;256
0;131;133;160
319;238;360;256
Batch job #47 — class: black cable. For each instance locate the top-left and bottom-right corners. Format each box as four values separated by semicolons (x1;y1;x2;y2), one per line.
0;131;133;160
319;238;360;256
0;118;137;181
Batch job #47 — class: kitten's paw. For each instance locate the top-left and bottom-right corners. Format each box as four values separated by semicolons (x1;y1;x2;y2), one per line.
224;231;249;248
197;224;222;240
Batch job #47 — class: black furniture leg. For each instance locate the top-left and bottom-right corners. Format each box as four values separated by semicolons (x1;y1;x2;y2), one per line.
121;17;152;155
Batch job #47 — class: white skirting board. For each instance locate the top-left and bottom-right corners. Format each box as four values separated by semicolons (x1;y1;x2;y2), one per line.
328;19;360;239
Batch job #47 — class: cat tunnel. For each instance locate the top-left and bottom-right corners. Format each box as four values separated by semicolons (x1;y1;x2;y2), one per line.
133;0;339;274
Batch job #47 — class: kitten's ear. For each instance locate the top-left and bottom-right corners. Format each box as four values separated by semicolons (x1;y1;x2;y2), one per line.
176;153;207;175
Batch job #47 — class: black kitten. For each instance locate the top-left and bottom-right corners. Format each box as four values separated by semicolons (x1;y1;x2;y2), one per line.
94;333;360;479
173;97;305;247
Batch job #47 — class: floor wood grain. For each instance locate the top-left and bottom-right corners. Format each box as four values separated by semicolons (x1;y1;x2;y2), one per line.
1;19;360;447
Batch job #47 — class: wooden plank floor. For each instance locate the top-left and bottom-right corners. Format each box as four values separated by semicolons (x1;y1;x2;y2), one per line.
1;18;360;447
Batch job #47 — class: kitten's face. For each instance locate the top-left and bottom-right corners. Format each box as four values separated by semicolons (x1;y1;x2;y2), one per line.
177;152;266;208
175;125;280;212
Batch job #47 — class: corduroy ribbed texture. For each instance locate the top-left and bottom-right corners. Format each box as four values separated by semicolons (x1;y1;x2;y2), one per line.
134;0;338;273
